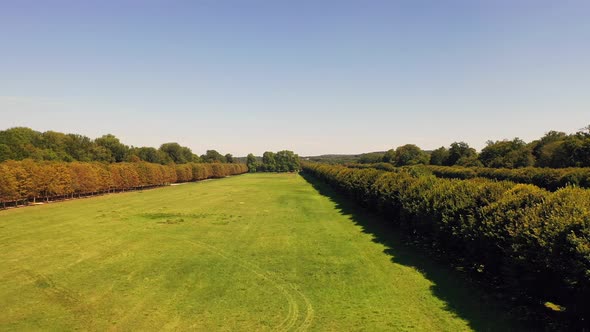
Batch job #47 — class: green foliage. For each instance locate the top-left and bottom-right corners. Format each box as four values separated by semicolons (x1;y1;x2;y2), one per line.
275;150;300;172
95;134;129;162
0;127;231;165
392;144;429;166
132;147;170;164
358;152;385;164
350;163;590;191
425;165;590;191
429;147;449;166
159;143;196;164
201;150;226;163
224;153;234;163
479;138;534;168
246;153;257;172
261;151;277;171
371;144;428;166
304;154;362;164
447;142;477;166
256;150;300;172
303;163;590;319
381;149;396;163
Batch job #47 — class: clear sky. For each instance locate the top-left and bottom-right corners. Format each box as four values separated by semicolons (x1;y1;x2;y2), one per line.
1;0;588;156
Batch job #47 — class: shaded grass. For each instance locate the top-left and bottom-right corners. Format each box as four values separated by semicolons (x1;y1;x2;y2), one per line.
0;173;524;331
300;172;538;331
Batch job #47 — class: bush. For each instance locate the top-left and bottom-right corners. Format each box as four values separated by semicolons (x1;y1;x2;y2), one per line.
350;163;590;191
303;162;590;319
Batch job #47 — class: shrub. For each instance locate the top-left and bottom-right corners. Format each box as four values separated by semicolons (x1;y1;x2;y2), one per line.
302;162;590;318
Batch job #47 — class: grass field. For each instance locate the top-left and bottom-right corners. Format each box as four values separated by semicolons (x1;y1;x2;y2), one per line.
0;173;520;331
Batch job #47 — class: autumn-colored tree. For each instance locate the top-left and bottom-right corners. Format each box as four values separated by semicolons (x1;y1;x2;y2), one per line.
0;159;248;208
0;164;18;207
175;164;193;182
69;162;99;196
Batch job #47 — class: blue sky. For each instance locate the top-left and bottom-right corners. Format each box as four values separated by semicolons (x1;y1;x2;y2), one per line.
1;0;588;156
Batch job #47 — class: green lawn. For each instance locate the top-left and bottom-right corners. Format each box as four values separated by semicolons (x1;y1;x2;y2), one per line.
0;173;520;331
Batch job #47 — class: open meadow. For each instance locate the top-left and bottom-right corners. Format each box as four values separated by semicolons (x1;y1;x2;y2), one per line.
0;173;520;331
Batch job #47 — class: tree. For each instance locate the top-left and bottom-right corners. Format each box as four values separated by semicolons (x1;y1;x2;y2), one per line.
445;142;477;166
95;134;129;162
530;131;567;167
246;153;257;172
64;134;95;162
275;150;300;172
0;144;15;162
90;145;113;162
159;143;192;164
359;152;385;164
225;154;234;163
133;147;162;164
0;127;43;160
382;149;396;163
262;152;277;171
455;155;483;167
429;147;449;166
39;131;72;161
393;144;429;166
548;134;590;168
0;164;18;207
201;150;226;163
479;138;534;168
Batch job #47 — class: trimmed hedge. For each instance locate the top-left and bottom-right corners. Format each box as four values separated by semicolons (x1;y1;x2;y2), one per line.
303;162;590;319
346;163;590;191
0;160;248;206
426;165;590;191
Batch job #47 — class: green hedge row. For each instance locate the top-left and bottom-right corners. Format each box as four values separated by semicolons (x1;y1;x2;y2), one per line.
303;163;590;319
426;165;590;191
346;163;590;191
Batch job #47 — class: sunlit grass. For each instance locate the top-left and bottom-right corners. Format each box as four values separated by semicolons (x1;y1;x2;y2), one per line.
0;173;518;331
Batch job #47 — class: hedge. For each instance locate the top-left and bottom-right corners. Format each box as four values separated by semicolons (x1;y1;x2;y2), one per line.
303;162;590;320
346;163;590;191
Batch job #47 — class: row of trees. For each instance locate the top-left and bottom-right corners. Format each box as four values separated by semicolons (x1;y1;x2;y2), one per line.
303;163;590;322
0;160;248;207
246;150;301;172
430;130;590;168
0;127;236;164
359;143;473;167
357;126;590;169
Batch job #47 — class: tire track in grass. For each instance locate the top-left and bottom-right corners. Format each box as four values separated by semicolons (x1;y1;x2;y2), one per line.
21;270;95;328
183;239;298;331
292;285;314;332
182;239;314;331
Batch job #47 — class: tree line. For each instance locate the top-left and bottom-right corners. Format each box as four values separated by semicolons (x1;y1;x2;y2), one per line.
0;127;236;164
357;125;590;169
245;150;300;172
302;162;589;324
0;160;248;207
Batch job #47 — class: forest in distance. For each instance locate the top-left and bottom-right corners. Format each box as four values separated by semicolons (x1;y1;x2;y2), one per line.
307;125;590;169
